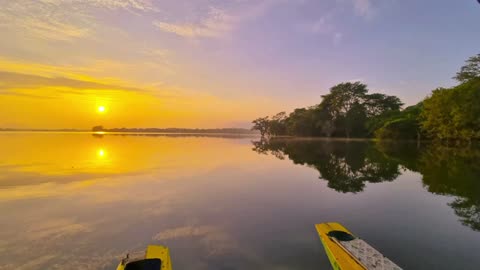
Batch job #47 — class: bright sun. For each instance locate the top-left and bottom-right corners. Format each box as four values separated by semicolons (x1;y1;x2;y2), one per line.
97;106;106;113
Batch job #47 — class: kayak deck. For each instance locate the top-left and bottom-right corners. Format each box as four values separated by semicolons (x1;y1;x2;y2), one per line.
117;245;172;270
315;223;402;270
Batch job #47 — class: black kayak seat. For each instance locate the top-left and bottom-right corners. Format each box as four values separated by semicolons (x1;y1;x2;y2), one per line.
327;230;355;242
125;259;162;270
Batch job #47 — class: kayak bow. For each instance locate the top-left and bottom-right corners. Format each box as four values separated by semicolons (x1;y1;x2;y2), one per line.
315;222;402;270
116;245;172;270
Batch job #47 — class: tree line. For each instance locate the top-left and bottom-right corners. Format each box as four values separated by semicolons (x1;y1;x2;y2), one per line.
91;126;256;134
252;53;480;141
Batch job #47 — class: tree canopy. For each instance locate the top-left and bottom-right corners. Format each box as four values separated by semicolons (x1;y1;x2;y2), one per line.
252;81;403;139
454;54;480;83
252;53;480;142
421;78;480;141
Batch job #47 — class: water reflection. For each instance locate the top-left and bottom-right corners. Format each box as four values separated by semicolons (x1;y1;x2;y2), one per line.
252;138;480;232
379;143;480;231
2;133;480;270
97;148;106;158
253;139;400;193
0;133;263;270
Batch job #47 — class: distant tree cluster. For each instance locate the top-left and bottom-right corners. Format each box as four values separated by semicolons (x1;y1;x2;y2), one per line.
252;53;480;142
92;126;257;134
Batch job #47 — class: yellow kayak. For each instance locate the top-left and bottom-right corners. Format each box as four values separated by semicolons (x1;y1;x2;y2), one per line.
116;245;172;270
315;223;402;270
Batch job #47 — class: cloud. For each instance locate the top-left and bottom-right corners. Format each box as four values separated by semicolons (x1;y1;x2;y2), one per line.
302;11;344;45
21;17;90;42
0;0;156;42
39;0;156;12
351;0;373;18
153;0;291;38
153;7;234;38
333;32;343;45
83;0;156;11
309;15;334;34
0;1;92;42
0;71;143;95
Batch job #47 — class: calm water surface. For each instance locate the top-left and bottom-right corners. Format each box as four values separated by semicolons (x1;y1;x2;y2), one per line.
1;133;480;270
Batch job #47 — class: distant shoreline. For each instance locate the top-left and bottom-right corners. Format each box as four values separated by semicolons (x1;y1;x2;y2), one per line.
0;128;259;135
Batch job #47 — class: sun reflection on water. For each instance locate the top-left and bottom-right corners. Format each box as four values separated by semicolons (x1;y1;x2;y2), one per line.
97;148;106;158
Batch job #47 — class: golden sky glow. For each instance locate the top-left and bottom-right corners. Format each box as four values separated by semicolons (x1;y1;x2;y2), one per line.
0;1;295;129
0;56;289;129
2;0;475;129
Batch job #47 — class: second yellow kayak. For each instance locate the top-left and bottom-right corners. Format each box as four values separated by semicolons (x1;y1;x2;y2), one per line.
116;245;172;270
315;222;402;270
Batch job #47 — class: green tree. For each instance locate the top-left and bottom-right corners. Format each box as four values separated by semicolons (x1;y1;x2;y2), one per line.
268;112;288;136
454;54;480;83
374;103;423;140
421;78;480;141
285;108;315;136
321;82;368;138
252;117;270;137
322;82;368;116
252;81;405;139
364;93;403;117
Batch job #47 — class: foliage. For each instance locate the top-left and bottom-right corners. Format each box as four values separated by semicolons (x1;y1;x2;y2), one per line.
252;81;403;138
374;103;423;140
92;125;104;131
421;78;480;141
454;54;480;83
252;53;480;141
252;117;270;137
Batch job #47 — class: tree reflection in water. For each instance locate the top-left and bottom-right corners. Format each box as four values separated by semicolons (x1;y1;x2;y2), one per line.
252;139;480;232
252;139;400;193
379;142;480;232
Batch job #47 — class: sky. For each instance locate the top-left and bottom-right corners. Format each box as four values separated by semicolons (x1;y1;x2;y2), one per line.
0;0;479;129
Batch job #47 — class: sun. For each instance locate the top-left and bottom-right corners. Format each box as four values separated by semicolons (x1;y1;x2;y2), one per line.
97;106;106;113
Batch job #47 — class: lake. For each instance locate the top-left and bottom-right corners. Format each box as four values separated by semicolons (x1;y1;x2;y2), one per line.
1;133;480;270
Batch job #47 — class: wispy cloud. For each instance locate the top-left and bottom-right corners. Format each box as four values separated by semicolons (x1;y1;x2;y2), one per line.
333;32;343;45
153;0;291;38
0;71;143;94
351;0;374;19
0;0;157;42
302;10;344;45
153;7;234;38
21;17;91;42
0;1;92;41
39;0;156;11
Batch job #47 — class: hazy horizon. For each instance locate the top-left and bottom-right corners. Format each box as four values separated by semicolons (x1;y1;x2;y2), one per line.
1;0;479;129
0;126;257;131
